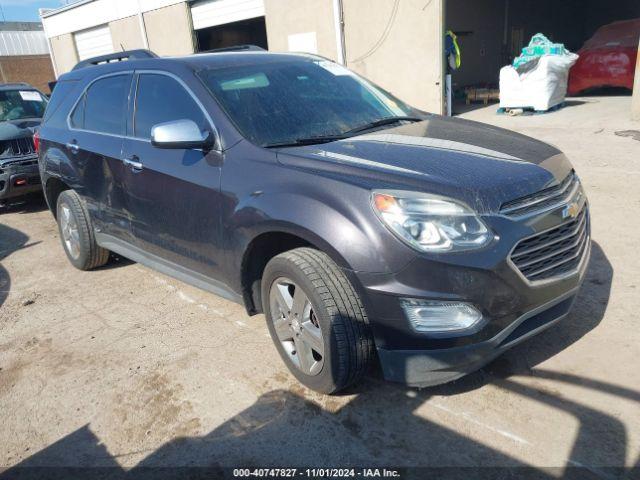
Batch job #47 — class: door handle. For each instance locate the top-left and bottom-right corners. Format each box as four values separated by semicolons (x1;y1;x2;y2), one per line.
123;155;143;171
66;142;79;154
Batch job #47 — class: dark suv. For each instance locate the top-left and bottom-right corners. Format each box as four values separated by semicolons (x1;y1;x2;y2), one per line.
38;49;590;393
0;83;48;206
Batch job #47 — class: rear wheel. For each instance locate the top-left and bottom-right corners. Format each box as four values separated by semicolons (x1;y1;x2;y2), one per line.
262;247;373;394
56;190;109;270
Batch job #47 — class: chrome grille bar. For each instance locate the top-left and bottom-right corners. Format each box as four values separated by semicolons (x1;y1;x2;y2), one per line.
524;231;589;279
511;209;588;259
500;172;580;218
510;205;590;282
516;225;588;269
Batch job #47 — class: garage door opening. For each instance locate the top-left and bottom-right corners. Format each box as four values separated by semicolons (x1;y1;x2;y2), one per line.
195;16;268;52
446;0;640;114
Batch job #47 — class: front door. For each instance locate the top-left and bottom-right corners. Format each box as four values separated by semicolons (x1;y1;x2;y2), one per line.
121;72;224;278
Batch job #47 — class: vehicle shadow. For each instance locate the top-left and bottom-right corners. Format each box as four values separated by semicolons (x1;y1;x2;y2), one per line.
0;223;35;310
2;241;625;478
3;374;633;479
0;193;48;215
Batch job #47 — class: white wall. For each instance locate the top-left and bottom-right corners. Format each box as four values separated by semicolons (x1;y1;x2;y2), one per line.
41;0;186;38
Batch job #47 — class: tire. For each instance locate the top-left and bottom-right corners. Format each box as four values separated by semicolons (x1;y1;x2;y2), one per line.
56;190;109;271
262;247;373;394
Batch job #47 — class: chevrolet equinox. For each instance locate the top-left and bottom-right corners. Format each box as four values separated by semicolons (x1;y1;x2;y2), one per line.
37;49;591;393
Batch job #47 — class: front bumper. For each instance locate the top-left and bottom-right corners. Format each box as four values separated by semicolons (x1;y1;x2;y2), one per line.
377;286;582;386
0;156;42;201
352;202;591;387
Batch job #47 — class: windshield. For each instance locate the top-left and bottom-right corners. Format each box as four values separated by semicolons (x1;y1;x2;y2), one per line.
198;58;420;147
0;89;47;122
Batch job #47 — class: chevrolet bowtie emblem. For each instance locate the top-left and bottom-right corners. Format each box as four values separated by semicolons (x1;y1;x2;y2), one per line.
562;202;580;219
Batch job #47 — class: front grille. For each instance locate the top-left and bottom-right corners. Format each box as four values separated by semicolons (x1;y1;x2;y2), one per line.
0;137;36;158
0;158;38;174
510;205;590;282
500;172;580;217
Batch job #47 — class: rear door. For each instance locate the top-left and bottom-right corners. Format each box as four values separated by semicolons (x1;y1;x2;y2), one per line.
66;72;134;243
120;71;224;278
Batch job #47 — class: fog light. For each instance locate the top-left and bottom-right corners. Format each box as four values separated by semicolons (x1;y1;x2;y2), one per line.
400;299;483;334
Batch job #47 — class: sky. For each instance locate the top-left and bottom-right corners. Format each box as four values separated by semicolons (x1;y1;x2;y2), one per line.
0;0;66;22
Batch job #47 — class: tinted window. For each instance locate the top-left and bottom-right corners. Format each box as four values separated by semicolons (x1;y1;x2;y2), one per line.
69;94;85;129
81;75;129;135
134;74;207;139
198;59;417;147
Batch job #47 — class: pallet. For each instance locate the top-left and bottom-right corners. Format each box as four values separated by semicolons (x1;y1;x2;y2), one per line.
465;87;500;105
497;102;566;115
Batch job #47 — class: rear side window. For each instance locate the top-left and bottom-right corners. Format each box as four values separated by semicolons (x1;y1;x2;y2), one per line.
71;74;130;135
134;74;207;139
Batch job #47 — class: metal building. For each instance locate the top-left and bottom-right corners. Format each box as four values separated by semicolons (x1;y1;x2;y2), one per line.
40;0;640;117
0;22;55;92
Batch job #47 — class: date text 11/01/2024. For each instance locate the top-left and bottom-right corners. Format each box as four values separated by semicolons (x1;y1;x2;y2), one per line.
232;468;401;477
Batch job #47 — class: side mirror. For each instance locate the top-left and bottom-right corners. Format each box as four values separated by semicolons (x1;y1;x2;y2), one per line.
150;119;213;150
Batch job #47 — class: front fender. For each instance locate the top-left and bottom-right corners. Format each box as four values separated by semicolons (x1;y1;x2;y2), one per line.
227;189;416;277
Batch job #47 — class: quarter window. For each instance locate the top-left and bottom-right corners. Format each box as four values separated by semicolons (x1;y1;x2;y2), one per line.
134;74;207;139
71;74;129;135
69;94;85;129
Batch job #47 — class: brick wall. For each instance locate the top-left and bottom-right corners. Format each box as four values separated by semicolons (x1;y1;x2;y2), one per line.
0;55;55;93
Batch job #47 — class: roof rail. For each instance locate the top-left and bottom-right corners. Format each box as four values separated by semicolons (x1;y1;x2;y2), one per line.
72;49;158;71
199;45;266;54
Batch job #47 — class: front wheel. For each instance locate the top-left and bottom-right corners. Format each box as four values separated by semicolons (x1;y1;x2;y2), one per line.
262;248;373;394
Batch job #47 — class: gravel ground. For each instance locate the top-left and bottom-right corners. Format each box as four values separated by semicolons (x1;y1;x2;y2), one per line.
1;96;639;477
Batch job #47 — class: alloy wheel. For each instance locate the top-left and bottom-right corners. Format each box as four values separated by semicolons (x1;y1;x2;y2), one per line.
59;204;80;260
269;277;325;376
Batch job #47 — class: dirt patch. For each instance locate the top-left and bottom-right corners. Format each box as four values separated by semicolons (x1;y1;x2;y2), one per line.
614;130;640;141
0;358;28;396
113;371;202;444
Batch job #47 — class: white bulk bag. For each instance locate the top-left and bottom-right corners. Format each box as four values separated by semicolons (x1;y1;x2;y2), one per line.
499;54;579;111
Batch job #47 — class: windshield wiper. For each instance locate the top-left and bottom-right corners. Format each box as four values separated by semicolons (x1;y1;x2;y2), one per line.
262;116;423;149
263;135;346;148
343;116;423;135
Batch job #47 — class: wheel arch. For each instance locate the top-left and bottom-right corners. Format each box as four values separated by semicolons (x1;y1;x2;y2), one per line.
240;226;353;316
44;176;71;219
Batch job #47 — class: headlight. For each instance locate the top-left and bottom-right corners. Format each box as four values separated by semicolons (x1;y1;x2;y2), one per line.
372;190;492;252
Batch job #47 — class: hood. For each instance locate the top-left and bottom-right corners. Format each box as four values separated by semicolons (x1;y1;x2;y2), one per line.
0;118;41;141
276;115;573;214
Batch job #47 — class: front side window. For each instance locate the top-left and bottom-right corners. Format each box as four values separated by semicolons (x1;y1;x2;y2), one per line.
0;89;47;121
134;74;207;139
198;58;418;147
72;74;129;135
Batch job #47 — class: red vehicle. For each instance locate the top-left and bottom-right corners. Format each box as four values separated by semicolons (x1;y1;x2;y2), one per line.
568;18;640;95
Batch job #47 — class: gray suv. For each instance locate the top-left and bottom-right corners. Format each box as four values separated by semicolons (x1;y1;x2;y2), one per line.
38;49;590;393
